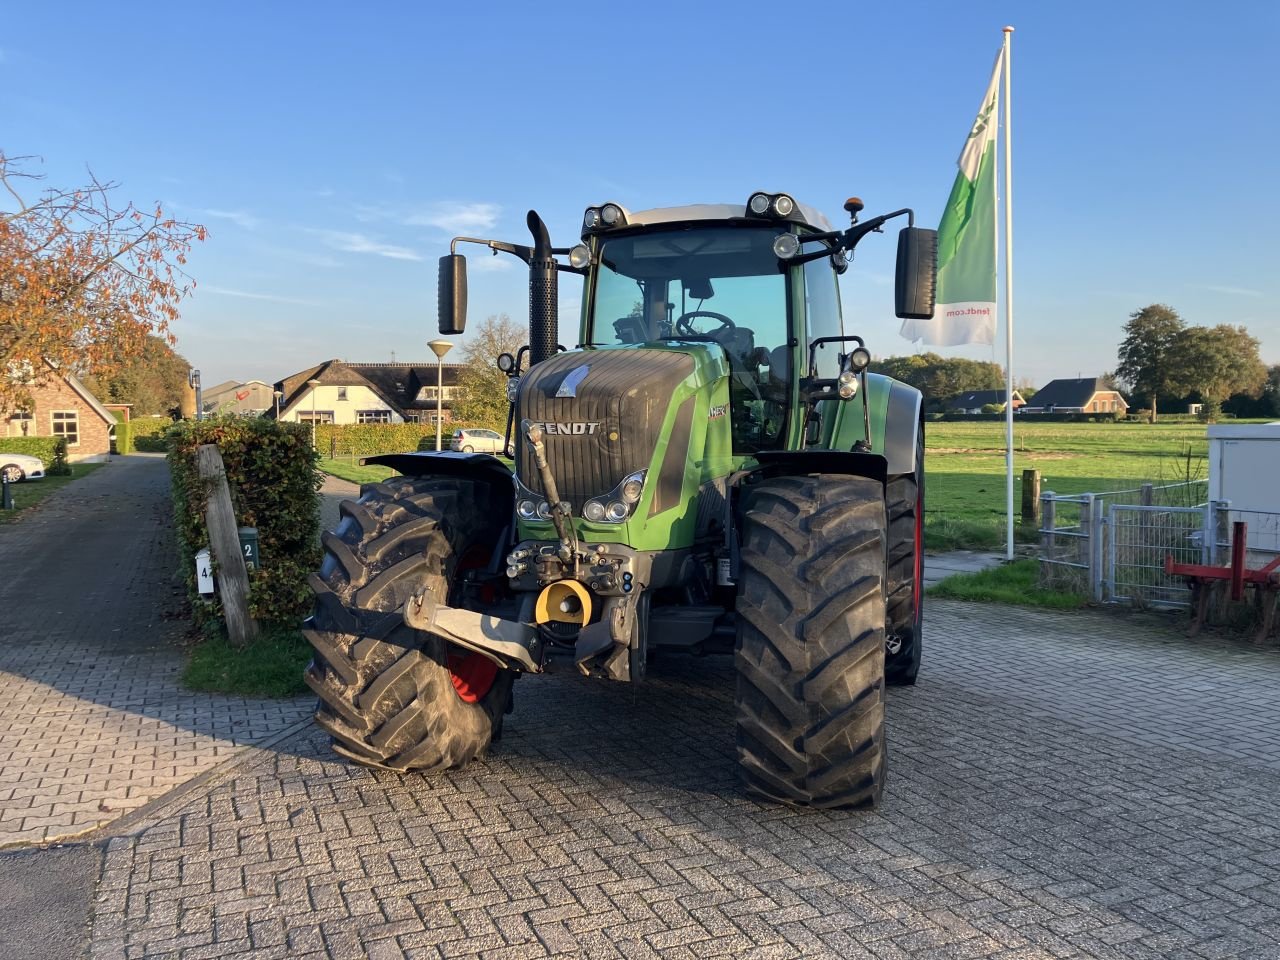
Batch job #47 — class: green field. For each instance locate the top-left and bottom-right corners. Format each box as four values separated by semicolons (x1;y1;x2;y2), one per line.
924;420;1221;549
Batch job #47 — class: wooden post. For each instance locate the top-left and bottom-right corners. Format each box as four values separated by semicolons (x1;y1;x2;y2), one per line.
1021;469;1041;527
1140;483;1154;507
196;444;259;647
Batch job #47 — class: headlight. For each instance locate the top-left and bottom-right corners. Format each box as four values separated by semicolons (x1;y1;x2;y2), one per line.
583;208;600;229
606;501;629;522
848;346;872;371
517;499;537;519
772;194;795;217
601;203;622;225
583;500;606;522
536;501;552;520
748;193;771;215
506;377;521;402
837;371;860;400
620;475;643;503
569;244;591;269
772;233;800;259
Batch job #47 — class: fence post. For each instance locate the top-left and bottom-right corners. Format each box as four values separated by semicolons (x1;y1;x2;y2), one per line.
1088;494;1105;602
1105;502;1116;603
1140;483;1154;507
196;444;259;647
1021;469;1041;528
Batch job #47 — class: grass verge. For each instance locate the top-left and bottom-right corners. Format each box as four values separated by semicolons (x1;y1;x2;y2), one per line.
318;458;397;485
0;462;104;523
182;622;312;698
928;558;1087;610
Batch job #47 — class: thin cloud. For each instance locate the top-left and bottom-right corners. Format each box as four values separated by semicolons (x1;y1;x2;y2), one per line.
1199;284;1263;298
315;230;422;261
405;202;501;233
201;284;324;307
200;208;261;230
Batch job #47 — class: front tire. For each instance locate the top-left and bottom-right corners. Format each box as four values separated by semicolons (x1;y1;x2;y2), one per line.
305;476;514;772
1;464;23;483
462;445;474;453
735;475;888;809
885;426;925;685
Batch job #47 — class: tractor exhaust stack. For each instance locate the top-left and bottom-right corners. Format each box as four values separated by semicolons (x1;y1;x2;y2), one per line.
526;211;558;367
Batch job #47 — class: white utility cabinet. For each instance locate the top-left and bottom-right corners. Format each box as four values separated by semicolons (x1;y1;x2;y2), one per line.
1207;423;1280;557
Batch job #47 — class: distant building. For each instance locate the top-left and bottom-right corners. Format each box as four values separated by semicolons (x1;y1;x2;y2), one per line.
270;360;465;425
203;379;275;416
2;359;117;461
945;389;1026;414
1019;378;1129;415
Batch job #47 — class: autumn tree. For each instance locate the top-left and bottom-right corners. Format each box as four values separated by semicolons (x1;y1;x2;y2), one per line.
1115;304;1189;422
875;352;1004;408
0;153;205;406
450;314;528;430
1173;324;1268;421
82;334;192;417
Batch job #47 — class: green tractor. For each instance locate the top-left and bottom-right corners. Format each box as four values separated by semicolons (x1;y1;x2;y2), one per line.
306;192;936;808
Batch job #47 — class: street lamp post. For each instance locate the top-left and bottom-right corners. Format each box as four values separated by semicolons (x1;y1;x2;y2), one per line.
427;340;453;451
306;378;321;449
273;389;283;419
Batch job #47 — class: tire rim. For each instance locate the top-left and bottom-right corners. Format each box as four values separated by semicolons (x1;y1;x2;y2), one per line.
2;466;19;483
447;545;499;702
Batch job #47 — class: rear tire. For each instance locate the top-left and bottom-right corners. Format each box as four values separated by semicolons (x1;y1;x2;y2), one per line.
305;476;514;772
734;475;888;809
885;427;925;686
1;464;23;483
462;445;474;453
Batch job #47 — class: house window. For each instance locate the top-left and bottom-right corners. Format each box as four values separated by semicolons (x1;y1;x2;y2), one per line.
337;387;348;401
8;411;32;437
356;410;392;424
297;411;334;425
51;410;79;446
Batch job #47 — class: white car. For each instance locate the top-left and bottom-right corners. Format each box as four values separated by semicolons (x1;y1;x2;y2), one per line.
0;453;46;483
449;428;505;454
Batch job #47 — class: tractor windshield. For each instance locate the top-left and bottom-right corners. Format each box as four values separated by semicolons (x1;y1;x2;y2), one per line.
588;224;791;451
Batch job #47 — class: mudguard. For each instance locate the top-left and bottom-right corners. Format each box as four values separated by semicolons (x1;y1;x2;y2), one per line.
363;451;516;492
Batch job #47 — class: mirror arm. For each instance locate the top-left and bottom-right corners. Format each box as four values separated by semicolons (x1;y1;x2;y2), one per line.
839;207;914;254
450;236;533;263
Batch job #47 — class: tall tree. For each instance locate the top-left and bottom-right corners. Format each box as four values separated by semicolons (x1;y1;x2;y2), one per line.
82;334;191;417
1173;324;1268;421
450;314;528;430
1116;304;1189;421
0;153;204;406
875;352;1004;409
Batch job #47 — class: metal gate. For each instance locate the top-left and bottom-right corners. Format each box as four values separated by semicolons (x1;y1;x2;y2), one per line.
1106;502;1214;607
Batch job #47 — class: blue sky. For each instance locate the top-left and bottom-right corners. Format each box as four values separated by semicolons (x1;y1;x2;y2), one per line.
4;1;1277;389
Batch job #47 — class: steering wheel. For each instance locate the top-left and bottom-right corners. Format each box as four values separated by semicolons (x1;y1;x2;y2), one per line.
674;310;735;337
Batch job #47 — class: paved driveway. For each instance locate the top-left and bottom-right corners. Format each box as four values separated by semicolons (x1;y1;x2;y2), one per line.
0;455;310;847
94;601;1280;959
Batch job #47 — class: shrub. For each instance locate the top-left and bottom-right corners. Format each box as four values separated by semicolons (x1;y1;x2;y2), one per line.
113;420;133;454
314;422;491;459
167;417;321;627
0;436;69;470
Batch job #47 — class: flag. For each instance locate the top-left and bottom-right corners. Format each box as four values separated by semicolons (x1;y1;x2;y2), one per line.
900;53;1001;346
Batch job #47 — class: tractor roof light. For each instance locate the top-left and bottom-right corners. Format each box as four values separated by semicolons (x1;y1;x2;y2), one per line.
772;194;795;217
746;191;803;222
848;346;872;371
748;193;772;215
600;203;624;226
568;244;591;269
583;207;601;229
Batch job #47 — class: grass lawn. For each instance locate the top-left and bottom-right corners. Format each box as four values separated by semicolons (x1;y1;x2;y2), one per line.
182;622;312;698
923;420;1233;550
928;558;1087;609
0;462;104;523
318;458;397;485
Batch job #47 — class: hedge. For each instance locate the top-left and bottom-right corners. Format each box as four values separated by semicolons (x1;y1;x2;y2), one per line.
132;418;175;452
167;417;322;627
0;436;71;473
113;420;133;454
928;412;1123;423
313;421;491;459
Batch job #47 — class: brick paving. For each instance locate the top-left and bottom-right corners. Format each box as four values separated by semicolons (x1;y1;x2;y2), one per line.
93;600;1280;959
0;454;310;847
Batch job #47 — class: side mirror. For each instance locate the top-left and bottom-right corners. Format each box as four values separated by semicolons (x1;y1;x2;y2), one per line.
438;254;468;335
894;227;937;320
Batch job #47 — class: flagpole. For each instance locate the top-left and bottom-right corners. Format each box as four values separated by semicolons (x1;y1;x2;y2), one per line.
1002;25;1016;562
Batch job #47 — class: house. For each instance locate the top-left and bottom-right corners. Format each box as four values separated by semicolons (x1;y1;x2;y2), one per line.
270;360;465;425
203;379;275;416
1019;378;1129;415
2;360;118;461
945;389;1026;414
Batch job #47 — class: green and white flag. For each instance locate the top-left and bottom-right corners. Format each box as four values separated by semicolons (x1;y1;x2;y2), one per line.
901;53;1001;346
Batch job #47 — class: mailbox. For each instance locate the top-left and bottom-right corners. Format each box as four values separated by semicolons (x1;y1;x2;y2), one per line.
238;527;260;571
195;548;215;595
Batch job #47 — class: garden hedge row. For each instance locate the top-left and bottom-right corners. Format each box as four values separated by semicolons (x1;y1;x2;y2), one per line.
167;417;321;627
313;421;489;458
0;437;71;473
131;418;175;452
928;412;1124;423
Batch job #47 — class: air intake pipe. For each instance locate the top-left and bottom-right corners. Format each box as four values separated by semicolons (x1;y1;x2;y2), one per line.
526;211;557;367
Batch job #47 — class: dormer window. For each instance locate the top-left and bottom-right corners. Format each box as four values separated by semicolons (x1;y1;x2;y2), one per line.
337;387;348;401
